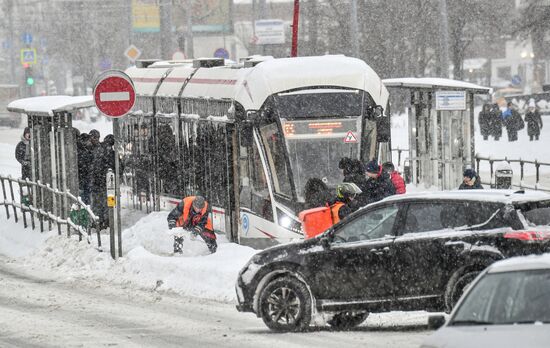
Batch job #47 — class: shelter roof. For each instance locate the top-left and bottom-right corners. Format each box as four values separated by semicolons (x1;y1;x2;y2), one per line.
383;77;491;94
7;96;95;116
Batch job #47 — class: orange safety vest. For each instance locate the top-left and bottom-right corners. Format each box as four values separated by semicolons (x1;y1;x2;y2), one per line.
176;196;213;231
330;201;344;225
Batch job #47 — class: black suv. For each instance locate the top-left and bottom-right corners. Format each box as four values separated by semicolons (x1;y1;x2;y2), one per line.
236;190;550;332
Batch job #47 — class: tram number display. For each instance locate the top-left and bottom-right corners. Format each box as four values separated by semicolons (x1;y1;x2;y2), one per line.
282;119;357;137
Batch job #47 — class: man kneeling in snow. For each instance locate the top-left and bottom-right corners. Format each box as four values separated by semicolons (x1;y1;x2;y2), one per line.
167;195;217;254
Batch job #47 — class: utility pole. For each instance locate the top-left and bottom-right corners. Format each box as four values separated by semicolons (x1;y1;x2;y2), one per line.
6;0;16;84
159;0;172;60
349;0;359;58
185;0;194;59
438;0;450;78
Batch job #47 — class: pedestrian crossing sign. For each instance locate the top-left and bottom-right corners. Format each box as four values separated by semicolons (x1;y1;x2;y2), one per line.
344;131;358;143
20;48;37;65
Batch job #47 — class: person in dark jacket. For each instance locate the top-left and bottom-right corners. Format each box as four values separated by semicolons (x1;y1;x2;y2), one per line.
502;102;522;142
364;160;396;204
90;134;115;230
167;195;217;254
15;127;31;180
524;104;543;141
489;103;502;140
382;162;406;194
77;133;93;204
478;103;492;140
327;182;362;223
458;168;483;190
339;158;370;207
303;178;332;210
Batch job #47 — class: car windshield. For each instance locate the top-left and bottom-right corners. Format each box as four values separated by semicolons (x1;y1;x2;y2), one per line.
451;269;550;325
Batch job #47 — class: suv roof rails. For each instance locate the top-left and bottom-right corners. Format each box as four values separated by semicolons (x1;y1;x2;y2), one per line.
513;190;525;194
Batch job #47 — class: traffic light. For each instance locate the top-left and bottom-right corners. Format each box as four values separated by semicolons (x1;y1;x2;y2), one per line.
24;64;34;86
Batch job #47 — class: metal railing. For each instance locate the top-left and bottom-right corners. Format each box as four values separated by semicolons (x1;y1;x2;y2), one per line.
475;155;550;192
0;174;101;245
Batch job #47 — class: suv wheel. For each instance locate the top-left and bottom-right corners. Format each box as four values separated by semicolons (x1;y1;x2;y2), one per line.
445;270;480;313
327;311;369;330
259;276;312;332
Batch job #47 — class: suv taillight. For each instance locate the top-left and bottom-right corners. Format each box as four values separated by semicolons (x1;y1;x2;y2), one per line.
504;231;550;241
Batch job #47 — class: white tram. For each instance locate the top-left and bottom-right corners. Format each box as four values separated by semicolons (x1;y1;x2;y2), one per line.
121;55;390;248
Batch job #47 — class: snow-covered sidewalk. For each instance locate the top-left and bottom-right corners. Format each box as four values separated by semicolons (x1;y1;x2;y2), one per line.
0;211;258;303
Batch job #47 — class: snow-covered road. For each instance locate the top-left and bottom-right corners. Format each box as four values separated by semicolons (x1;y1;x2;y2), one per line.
0;257;430;348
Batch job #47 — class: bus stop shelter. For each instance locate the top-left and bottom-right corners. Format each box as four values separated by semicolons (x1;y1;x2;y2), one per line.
7;96;95;217
383;78;491;190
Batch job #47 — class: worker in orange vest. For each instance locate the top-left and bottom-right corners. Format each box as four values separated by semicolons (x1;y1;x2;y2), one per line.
167;195;217;254
329;182;362;224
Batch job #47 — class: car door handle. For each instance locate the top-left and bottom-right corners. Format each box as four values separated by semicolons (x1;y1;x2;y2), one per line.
370;247;390;256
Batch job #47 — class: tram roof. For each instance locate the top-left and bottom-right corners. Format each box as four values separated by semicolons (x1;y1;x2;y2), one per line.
383;77;492;94
127;55;389;112
7;96;95;116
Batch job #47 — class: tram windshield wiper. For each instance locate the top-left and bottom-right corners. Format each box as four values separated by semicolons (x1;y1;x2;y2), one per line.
449;319;495;326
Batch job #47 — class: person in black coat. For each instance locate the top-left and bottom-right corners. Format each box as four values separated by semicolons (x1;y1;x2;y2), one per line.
489;103;502;140
15;127;31;180
339;158;370;207
90;134;116;229
77;133;93;204
478;103;492;140
524;105;543;141
303;177;332;210
458;168;483;190
363;160;396;204
502;102;522;142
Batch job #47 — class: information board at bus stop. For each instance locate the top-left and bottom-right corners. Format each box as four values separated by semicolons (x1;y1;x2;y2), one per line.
254;19;285;45
435;90;466;111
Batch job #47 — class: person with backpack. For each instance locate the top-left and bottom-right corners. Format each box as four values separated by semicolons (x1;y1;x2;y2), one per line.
382;162;406;194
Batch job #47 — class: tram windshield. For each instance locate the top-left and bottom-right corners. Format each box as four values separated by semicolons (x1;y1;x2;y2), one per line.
274;90;368;201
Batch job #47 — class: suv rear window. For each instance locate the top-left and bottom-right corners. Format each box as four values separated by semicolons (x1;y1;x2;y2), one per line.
516;200;550;226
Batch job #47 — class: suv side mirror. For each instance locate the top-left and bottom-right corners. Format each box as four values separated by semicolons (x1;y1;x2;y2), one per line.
320;236;331;250
427;315;446;330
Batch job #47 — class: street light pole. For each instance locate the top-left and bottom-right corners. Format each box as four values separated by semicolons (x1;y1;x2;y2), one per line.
438;0;450;78
6;0;16;84
350;0;359;58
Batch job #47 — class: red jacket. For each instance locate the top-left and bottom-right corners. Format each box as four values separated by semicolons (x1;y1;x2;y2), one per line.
390;171;406;194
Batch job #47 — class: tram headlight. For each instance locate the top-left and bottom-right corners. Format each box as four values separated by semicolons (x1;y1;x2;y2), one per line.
277;209;302;234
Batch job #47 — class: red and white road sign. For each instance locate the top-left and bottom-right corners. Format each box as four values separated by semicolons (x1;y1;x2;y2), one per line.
344;131;358;143
93;71;135;117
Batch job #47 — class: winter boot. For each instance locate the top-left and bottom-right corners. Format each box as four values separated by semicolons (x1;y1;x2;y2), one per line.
173;236;184;254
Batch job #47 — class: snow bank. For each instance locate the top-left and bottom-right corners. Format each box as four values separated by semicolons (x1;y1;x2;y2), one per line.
0;211;258;303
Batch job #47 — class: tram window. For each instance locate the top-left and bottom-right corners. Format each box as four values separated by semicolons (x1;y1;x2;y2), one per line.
259;122;293;198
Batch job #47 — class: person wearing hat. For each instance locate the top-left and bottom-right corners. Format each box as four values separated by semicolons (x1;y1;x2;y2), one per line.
15;127;32;180
167;195;217;254
327;182;363;224
382;161;406;194
459;168;483;190
524;100;543;141
363;160;396;204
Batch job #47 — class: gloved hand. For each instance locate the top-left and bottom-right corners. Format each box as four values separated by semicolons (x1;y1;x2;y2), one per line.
193;226;202;236
168;220;176;229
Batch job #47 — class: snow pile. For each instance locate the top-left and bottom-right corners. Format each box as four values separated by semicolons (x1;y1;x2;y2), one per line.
0;211;258;303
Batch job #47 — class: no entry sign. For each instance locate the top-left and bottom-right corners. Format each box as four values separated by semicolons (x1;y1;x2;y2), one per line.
93;71;135;117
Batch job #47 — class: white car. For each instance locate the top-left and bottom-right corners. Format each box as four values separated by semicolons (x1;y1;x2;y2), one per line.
421;253;550;348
